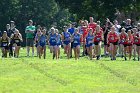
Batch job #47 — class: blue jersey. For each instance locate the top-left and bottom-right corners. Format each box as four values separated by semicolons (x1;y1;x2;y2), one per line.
49;33;57;46
73;34;81;44
73;33;81;47
39;35;47;47
86;34;94;47
56;34;61;46
68;28;75;35
63;32;71;45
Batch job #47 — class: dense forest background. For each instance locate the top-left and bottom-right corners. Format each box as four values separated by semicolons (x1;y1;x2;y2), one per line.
0;0;140;32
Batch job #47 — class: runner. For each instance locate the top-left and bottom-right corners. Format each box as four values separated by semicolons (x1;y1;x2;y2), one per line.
134;26;140;61
62;26;71;59
56;29;62;59
125;30;133;60
11;29;23;58
38;28;47;59
132;28;138;61
34;28;42;57
88;17;97;33
68;23;75;58
107;26;119;60
86;28;94;60
48;27;57;59
6;24;13;57
72;28;81;60
0;31;10;58
10;21;16;57
119;28;127;58
94;25;103;60
103;19;113;56
80;21;88;56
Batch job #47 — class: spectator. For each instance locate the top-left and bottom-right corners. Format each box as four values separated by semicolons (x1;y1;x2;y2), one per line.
68;23;75;58
10;21;16;33
25;20;36;57
125;19;132;33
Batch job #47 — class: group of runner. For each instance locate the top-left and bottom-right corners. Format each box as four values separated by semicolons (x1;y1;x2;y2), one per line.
0;17;140;61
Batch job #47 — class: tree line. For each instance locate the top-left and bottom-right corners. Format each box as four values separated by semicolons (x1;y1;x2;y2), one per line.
0;0;140;32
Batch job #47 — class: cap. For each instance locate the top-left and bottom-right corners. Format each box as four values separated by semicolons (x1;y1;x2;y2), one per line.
29;20;33;23
3;31;7;33
10;21;15;24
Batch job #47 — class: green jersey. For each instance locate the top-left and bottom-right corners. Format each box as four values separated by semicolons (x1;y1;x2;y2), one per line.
25;26;36;39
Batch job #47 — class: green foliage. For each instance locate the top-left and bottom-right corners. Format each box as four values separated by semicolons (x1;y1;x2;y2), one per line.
56;0;140;21
0;0;72;31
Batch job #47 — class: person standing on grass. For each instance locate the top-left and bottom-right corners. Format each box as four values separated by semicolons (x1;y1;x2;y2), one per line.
132;28;138;61
80;21;88;56
86;28;94;60
25;20;36;57
35;28;42;57
0;31;10;58
9;21;16;57
6;24;13;57
38;28;47;59
35;25;42;56
56;29;62;59
94;25;104;60
72;28;82;60
48;27;57;59
107;26;119;60
11;29;23;58
124;30;133;60
68;23;75;58
114;20;121;56
119;28;128;58
62;26;71;59
134;27;140;61
103;19;113;56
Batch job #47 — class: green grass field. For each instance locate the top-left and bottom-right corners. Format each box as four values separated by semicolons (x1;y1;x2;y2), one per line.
0;47;140;93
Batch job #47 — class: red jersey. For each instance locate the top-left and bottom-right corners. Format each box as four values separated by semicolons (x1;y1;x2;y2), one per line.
108;32;119;43
80;26;88;42
127;34;133;45
81;26;88;38
120;32;127;44
88;23;97;33
134;33;140;44
94;30;103;42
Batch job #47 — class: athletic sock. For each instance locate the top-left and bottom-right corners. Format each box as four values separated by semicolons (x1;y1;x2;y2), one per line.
53;54;55;59
125;57;127;61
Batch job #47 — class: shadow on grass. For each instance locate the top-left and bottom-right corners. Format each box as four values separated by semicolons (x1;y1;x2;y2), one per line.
20;58;69;86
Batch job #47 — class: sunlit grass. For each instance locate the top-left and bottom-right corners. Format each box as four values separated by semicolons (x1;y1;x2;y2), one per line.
0;47;140;93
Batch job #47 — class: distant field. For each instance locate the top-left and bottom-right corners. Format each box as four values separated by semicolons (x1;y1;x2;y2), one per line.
0;48;140;93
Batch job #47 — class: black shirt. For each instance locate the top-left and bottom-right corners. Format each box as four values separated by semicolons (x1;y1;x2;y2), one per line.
125;25;132;33
6;29;13;37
